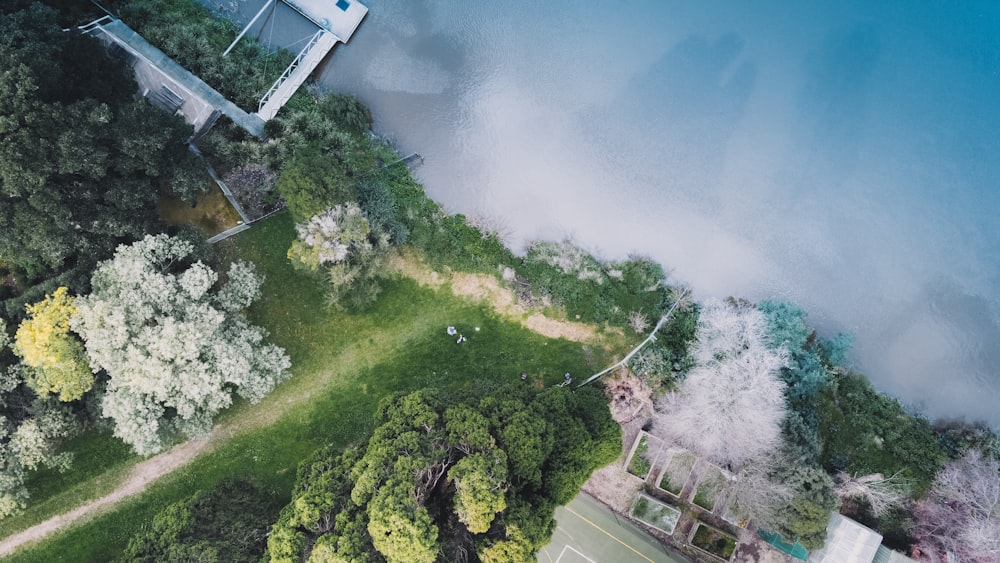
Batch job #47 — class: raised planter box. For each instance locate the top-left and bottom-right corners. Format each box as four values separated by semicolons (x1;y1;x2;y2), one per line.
624;431;662;480
719;492;750;528
630;492;681;535
692;463;729;511
690;522;738;561
657;449;696;498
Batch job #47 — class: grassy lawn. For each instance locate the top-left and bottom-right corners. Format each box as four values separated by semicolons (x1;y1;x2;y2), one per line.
6;213;616;561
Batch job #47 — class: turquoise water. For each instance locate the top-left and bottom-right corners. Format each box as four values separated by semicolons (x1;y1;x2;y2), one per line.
215;0;1000;425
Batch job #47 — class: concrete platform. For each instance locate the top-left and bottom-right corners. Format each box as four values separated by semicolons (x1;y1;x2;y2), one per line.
85;18;265;136
282;0;368;41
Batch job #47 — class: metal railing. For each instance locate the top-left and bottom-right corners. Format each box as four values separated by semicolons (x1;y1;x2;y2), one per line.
257;29;328;113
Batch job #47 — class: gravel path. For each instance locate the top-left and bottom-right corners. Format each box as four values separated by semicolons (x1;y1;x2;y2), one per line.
0;437;211;557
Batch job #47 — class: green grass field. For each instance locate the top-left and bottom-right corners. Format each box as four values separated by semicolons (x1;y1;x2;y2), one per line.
5;213;618;562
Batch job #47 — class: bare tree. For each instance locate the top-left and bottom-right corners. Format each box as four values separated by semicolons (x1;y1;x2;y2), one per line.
627;310;650;334
668;284;695;312
912;450;1000;563
651;299;787;469
724;455;794;531
834;471;909;518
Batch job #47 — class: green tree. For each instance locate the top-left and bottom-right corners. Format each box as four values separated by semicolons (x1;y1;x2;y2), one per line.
768;463;840;550
0;321;77;519
0;2;204;282
268;386;619;562
276;151;358;222
450;452;508;533
288;204;393;311
121;478;277;563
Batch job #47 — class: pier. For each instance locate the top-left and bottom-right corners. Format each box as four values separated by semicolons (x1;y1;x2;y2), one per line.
236;0;369;121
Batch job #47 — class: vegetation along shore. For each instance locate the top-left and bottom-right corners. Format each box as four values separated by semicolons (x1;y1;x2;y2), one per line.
0;1;996;561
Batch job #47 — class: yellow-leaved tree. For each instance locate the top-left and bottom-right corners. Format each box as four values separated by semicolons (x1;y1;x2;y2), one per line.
14;286;94;401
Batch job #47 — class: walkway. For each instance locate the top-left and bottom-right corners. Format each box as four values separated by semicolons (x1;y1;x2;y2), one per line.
83;17;265;136
250;0;368;120
538;493;688;563
256;29;337;120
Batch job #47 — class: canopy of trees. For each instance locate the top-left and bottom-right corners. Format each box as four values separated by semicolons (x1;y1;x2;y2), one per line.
73;235;290;454
911;450;1000;563
13;287;93;401
268;386;620;563
0;1;204;286
0;316;77;518
122;478;279;562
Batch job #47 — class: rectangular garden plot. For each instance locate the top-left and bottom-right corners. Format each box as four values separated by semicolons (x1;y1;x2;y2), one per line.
692;463;729;511
630;493;681;535
657;449;696;497
720;492;750;528
690;523;738;561
625;431;663;480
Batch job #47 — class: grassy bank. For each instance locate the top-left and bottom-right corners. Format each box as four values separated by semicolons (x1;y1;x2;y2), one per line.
5;213;618;561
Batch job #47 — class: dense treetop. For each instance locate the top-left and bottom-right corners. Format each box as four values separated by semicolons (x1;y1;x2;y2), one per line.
268;386;620;563
0;1;203;295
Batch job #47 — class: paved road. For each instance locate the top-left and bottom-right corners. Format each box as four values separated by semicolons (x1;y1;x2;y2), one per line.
537;493;688;563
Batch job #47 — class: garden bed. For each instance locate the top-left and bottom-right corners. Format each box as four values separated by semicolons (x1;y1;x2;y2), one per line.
657;449;696;497
720;492;750;528
693;463;729;511
625;431;662;479
690;523;738;560
630;493;681;535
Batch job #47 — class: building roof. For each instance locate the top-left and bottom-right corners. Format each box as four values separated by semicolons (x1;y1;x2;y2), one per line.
808;513;883;563
873;545;918;563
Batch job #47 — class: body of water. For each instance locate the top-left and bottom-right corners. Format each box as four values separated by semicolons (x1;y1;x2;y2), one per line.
214;0;1000;425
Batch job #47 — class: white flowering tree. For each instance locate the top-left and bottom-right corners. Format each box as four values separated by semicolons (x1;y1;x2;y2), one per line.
73;235;291;455
287;203;371;271
288;203;391;310
912;450;1000;563
652;299;787;469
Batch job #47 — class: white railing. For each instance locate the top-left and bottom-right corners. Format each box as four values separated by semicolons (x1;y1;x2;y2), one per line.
257;29;327;113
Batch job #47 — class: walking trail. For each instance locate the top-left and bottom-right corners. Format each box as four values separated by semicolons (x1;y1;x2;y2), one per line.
0;255;618;557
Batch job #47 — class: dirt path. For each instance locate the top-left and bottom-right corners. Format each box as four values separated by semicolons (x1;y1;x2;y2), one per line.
0;437;211;557
0;254;622;557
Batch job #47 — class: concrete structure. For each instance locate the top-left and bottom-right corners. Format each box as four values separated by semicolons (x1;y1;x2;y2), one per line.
81;16;265;136
281;0;368;40
808;513;883;563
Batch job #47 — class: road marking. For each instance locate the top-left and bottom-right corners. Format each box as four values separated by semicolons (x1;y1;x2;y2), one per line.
564;505;656;563
542;546;555;563
557;545;597;563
